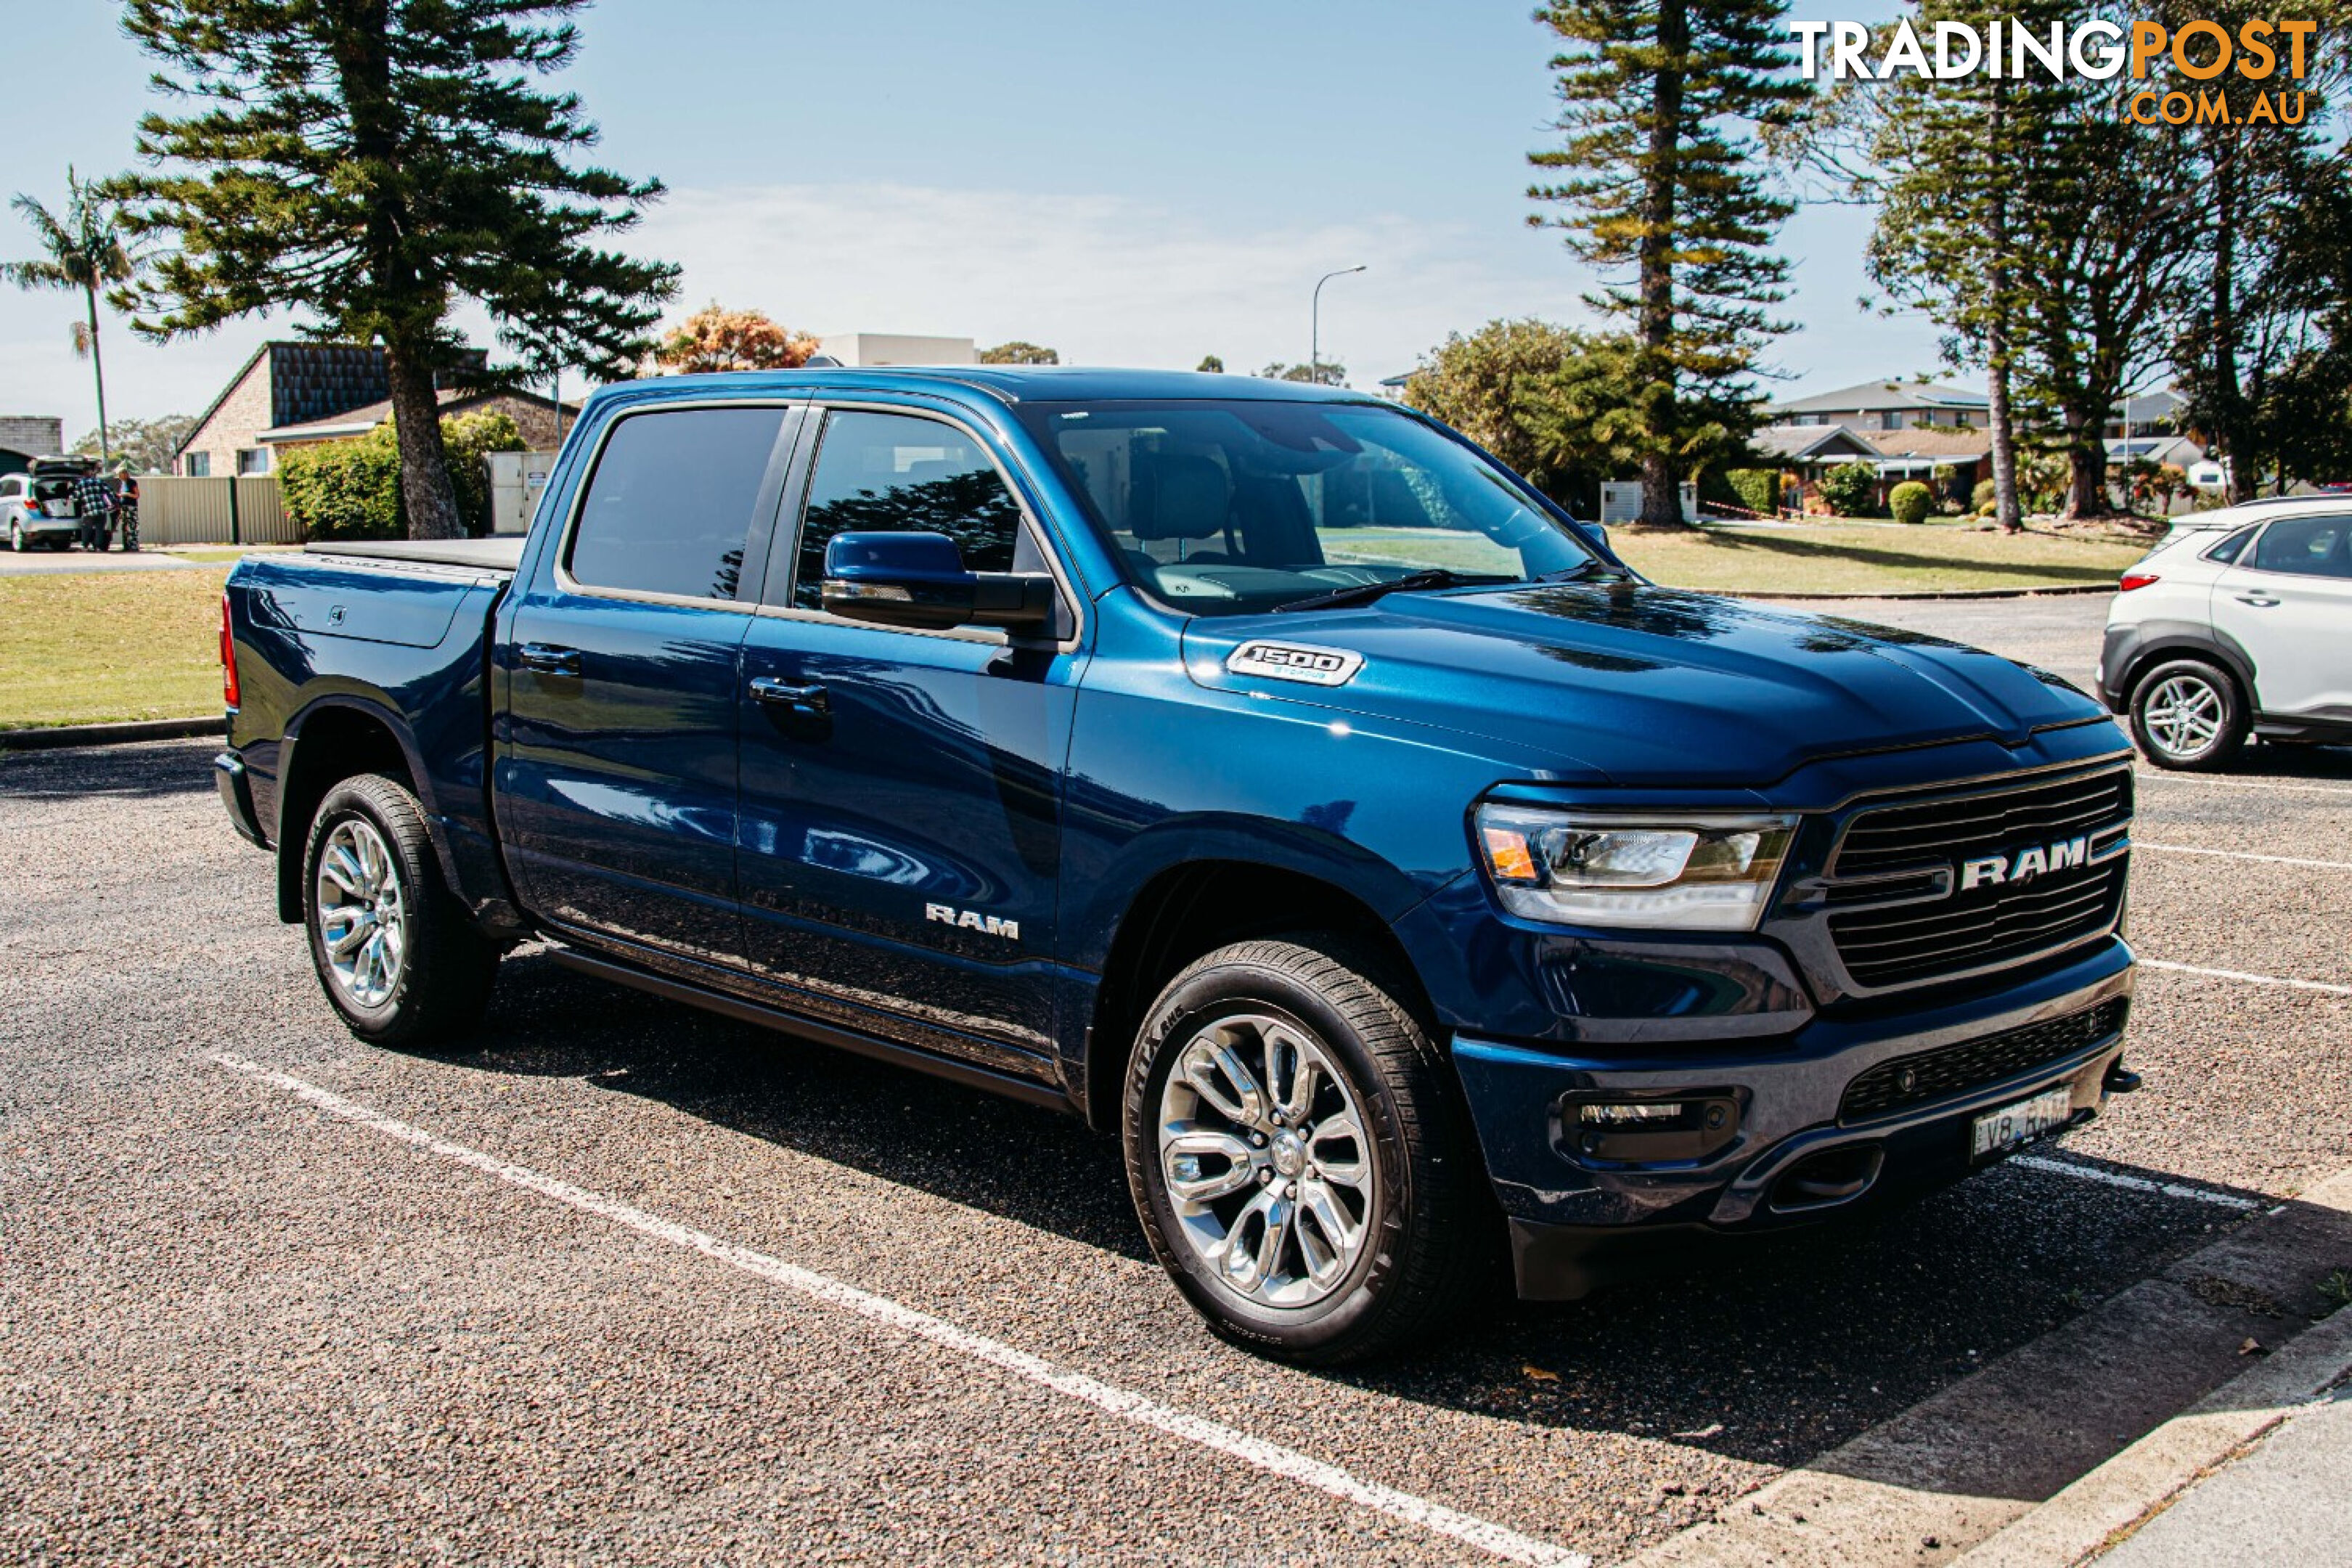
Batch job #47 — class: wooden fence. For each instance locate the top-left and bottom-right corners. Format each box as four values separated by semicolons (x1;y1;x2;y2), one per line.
138;475;301;546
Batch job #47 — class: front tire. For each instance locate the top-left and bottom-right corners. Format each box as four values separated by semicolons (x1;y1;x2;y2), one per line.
1123;936;1493;1364
302;774;498;1048
2131;658;2248;771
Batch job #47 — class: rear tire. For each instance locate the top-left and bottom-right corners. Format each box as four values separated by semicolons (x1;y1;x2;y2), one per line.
7;521;20;552
302;774;498;1048
2130;658;2248;771
1122;935;1495;1365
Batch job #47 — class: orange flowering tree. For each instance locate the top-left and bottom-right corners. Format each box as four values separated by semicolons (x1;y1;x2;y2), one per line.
653;303;819;374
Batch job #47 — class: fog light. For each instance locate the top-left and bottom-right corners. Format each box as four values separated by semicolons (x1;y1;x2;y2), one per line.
1581;1102;1685;1124
1562;1093;1741;1165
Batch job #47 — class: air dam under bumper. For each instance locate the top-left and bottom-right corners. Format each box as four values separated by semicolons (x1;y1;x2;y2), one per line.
1452;936;2135;1300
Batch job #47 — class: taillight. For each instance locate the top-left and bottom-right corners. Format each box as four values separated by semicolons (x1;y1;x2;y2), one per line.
220;592;240;708
2119;572;2160;592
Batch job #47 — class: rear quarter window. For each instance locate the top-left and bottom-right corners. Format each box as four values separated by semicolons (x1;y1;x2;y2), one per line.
2247;516;2352;579
565;406;791;602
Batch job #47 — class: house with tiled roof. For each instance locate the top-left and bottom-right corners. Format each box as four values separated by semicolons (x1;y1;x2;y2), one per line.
173;342;574;476
1768;378;1989;433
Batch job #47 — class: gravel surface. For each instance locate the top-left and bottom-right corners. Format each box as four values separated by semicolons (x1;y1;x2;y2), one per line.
3;595;2347;1566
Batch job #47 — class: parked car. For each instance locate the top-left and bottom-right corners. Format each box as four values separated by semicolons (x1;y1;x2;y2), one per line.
216;368;2140;1362
1;455;99;552
2103;499;2352;768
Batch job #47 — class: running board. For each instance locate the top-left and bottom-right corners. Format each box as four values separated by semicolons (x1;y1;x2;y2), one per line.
547;945;1071;1111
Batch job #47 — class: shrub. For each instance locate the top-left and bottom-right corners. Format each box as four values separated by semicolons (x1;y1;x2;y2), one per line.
1972;477;1998;511
1819;461;1882;517
279;428;403;541
1888;480;1934;525
279;409;527;540
1726;467;1779;516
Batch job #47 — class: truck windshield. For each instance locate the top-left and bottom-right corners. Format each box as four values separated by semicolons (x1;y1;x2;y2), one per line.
1013;399;1599;616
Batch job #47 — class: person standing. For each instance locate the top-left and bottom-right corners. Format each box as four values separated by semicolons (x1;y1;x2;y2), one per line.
111;472;139;552
70;467;115;552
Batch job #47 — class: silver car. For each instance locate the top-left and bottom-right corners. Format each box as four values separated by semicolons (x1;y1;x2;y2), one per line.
0;459;96;552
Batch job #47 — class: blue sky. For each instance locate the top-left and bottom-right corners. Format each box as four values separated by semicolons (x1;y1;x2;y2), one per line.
1;0;1934;432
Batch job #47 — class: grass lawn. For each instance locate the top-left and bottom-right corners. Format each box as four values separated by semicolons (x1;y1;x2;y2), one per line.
1330;519;2148;594
0;566;229;729
1610;520;2149;595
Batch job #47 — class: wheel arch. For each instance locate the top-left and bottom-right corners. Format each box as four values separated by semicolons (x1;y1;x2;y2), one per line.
2117;625;2259;714
1080;857;1439;1135
273;697;443;923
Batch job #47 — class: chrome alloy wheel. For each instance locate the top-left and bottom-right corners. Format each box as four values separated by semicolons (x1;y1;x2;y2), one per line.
2144;671;2226;759
1157;1013;1375;1310
314;817;408;1008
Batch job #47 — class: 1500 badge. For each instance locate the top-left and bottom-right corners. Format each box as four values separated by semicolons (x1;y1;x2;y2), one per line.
1225;640;1365;687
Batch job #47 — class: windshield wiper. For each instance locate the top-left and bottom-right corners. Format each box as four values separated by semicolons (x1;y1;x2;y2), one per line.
1537;560;1634;584
1271;569;1517;614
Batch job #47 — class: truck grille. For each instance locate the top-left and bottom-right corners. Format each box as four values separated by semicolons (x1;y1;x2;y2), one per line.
1841;997;2130;1122
1825;765;2132;990
1832;767;2133;878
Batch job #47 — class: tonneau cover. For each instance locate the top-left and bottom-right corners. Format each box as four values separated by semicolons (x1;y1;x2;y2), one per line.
304;537;525;573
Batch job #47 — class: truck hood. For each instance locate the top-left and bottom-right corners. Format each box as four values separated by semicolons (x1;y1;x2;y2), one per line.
1182;583;2107;788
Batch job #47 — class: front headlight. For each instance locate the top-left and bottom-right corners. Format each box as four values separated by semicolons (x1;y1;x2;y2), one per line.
1473;804;1798;931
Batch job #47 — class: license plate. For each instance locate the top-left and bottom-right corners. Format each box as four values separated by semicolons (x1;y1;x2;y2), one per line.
1971;1085;2075;1159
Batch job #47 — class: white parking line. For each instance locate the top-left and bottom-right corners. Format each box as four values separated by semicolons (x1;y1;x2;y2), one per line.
2010;1154;2264;1211
2136;768;2352;797
2137;842;2352;872
2138;958;2352;996
208;1052;1585;1568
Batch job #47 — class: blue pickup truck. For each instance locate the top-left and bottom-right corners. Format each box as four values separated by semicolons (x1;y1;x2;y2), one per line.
217;367;2139;1362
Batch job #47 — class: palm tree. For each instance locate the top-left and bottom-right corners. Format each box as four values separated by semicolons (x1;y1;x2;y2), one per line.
2;169;140;467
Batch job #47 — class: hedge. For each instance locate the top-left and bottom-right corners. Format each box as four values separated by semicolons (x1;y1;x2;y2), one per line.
1888;480;1934;525
1725;467;1779;516
279;409;526;541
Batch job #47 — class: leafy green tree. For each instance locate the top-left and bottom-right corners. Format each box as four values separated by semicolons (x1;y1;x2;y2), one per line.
1259;361;1345;385
2161;0;2352;502
1196;354;1225;373
1402;319;1597;501
980;340;1060;364
1861;0;2192;522
110;0;679;539
72;413;195;473
3;170;142;469
1527;0;1804;529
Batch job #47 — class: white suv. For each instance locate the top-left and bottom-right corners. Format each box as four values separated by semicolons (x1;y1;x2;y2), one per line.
2101;498;2352;769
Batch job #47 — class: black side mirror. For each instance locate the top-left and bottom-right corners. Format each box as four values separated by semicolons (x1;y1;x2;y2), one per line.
820;531;1055;632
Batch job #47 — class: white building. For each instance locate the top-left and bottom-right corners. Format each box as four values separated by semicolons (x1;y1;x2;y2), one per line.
817;333;977;368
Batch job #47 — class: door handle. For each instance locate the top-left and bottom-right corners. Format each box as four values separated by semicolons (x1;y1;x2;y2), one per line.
748;676;830;714
2234;593;2281;607
519;642;582;676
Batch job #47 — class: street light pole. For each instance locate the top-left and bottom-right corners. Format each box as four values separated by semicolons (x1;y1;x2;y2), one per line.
1310;265;1366;386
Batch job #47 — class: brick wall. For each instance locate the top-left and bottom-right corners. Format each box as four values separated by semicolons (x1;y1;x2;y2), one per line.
0;415;65;460
183;360;276;477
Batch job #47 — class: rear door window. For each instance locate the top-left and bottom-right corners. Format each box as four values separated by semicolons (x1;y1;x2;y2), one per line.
565;406;791;603
787;409;1022;609
2247;516;2352;579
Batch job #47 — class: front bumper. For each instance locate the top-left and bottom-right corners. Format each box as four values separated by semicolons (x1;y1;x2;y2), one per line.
1451;936;2135;1299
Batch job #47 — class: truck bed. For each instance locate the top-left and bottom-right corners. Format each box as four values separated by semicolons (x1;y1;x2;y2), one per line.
303;538;525;574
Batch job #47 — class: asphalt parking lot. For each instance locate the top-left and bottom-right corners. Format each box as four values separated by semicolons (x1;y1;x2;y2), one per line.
1;593;2346;1565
